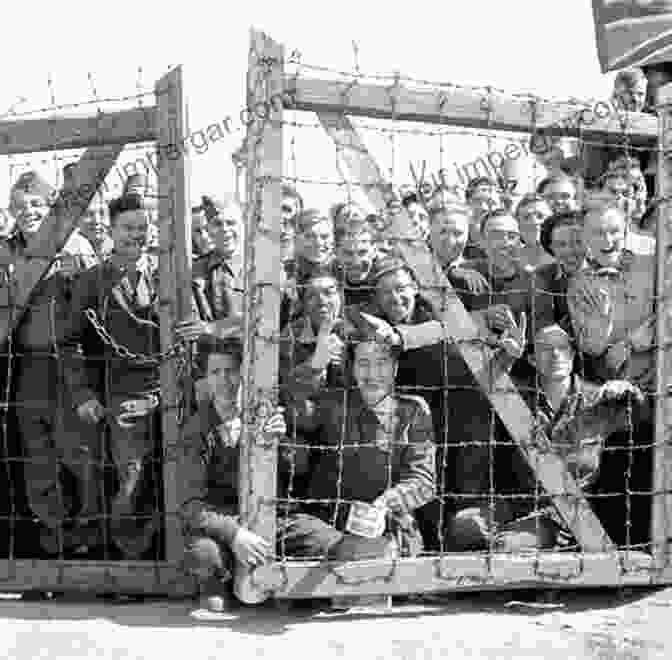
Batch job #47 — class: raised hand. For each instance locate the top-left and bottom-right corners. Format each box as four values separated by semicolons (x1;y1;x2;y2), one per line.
231;527;272;568
499;311;527;360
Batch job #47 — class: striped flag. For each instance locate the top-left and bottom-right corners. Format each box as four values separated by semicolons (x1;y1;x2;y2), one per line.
593;1;672;72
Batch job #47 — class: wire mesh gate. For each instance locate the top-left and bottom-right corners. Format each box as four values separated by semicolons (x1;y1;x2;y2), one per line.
236;28;672;604
0;67;195;595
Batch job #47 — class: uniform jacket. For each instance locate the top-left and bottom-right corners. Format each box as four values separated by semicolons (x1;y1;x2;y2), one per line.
61;254;161;407
567;251;655;385
295;387;436;529
191;251;244;323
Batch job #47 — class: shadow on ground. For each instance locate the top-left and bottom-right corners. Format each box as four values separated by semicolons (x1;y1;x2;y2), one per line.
0;586;665;637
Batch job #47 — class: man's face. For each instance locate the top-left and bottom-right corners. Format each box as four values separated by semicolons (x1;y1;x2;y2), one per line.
483;214;522;274
550;224;585;275
191;211;214;256
430;211;469;266
375;269;417;324
352;341;397;406
583;208;626;268
110;209;149;261
614;81;647;113
296;218;333;265
517;201;551;246
534;332;575;382
303;275;341;329
208;211;242;259
405;202;430;241
281;195;300;225
603;164;647;221
469;184;500;217
542;180;579;214
336;232;376;283
79;200;109;246
12;192;50;237
205;353;242;405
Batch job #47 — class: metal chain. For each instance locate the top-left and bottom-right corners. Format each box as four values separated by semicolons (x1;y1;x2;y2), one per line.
83;308;185;366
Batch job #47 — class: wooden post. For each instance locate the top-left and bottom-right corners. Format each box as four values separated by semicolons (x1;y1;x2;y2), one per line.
652;83;672;570
320;114;612;552
155;67;192;562
235;28;284;604
0;145;123;343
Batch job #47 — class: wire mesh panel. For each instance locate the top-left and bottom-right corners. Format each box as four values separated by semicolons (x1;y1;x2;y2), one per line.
0;71;195;596
237;29;671;603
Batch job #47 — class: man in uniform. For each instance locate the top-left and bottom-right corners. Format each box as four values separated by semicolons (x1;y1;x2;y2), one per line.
175;195;245;345
4;171;106;556
62;193;162;559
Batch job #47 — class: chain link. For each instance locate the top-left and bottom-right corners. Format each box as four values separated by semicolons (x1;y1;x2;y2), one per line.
83;308;185;366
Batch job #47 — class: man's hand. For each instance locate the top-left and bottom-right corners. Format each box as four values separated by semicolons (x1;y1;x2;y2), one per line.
449;267;490;295
174;319;210;343
76;398;105;424
499;312;527;360
605;339;630;372
231;527;272;568
262;409;287;443
311;320;345;371
600;380;644;403
358;311;402;347
484;304;517;333
574;282;611;317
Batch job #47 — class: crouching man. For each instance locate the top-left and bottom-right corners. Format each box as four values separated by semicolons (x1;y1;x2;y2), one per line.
178;336;287;610
280;330;436;608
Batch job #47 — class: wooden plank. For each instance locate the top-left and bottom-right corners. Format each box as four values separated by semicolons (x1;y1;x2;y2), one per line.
320;114;613;552
0;106;157;156
155;67;193;563
0;560;196;595
248;551;654;598
317;112;393;210
652;83;672;571
235;28;284;605
290;76;658;145
0;144;122;343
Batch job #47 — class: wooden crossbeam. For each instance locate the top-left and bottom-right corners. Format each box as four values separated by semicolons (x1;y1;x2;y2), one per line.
319;113;613;552
0;144;123;344
295;77;657;145
0;107;156;156
250;551;653;598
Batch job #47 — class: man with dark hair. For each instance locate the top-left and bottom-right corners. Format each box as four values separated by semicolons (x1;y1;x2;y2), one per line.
613;68;648;113
280;208;336;328
6;171;104;557
465;176;501;255
536;211;586;328
334;220;379;306
175;196;245;344
284;329;435;609
179;336;287;610
537;174;580;214
62;193;162;558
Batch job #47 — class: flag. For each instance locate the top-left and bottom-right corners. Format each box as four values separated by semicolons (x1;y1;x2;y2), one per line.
593;0;672;72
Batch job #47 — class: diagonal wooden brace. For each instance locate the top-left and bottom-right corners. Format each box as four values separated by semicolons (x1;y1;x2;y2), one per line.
319;111;613;552
0;144;123;344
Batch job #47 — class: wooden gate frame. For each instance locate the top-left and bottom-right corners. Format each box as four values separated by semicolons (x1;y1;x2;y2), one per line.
0;67;196;596
238;28;672;604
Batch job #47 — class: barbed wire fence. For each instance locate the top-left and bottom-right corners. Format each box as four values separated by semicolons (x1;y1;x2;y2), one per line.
236;29;670;603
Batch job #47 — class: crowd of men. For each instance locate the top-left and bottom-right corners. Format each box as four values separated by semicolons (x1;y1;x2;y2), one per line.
0;66;663;610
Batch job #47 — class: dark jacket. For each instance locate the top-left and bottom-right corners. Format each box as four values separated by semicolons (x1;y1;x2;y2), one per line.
61;257;161;407
295;387;436;529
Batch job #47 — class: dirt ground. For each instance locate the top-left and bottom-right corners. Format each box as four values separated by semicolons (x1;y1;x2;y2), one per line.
1;587;671;660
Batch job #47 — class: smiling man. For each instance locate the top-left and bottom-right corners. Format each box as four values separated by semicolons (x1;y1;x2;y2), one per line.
62;193;162;559
568;204;656;391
